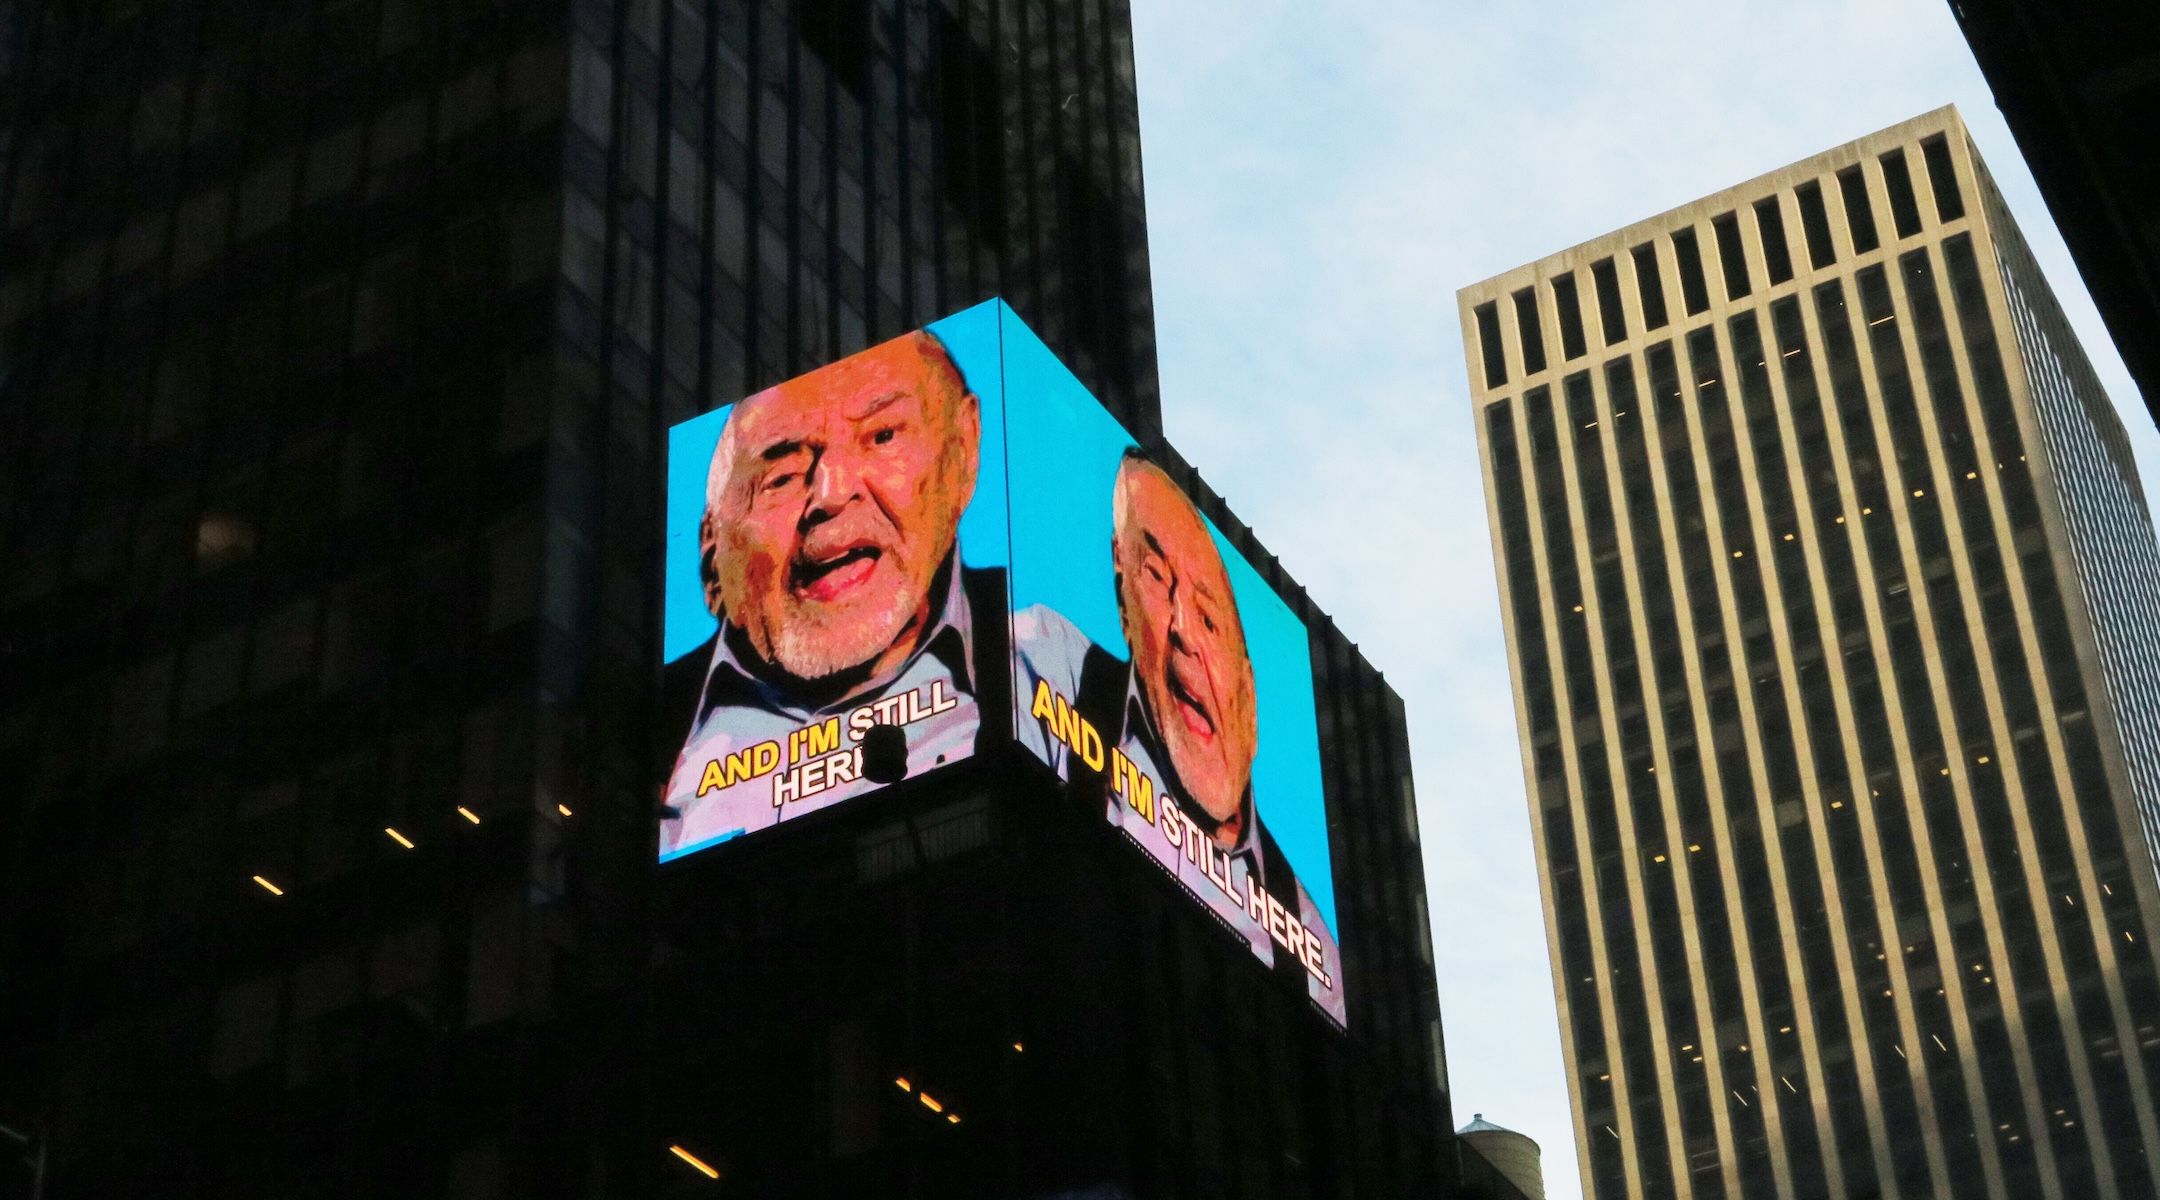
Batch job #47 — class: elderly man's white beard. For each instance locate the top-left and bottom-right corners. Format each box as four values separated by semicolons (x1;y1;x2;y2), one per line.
756;578;924;682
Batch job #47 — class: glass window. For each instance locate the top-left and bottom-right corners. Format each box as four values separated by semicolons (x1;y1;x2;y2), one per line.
672;0;709;85
369;96;429;175
1475;300;1506;388
1711;211;1750;300
1672;227;1711;316
1632;242;1669;330
235;158;296;240
487;519;542;631
668;131;703;231
465;891;527;1027
250;598;318;693
570;39;614;148
1796;180;1837;270
1753;196;1793;285
1513;287;1548;375
1591;257;1627;345
793;0;872;97
373;921;441;1006
447;1139;501;1200
626;0;662;47
179;624;247;716
303;122;364;203
1837;165;1879;254
936;8;1009;239
110;654;174;758
1879;149;1923;239
209;974;283;1077
172;187;231;278
1921;134;1965;223
625;94;659;196
1552;273;1588;360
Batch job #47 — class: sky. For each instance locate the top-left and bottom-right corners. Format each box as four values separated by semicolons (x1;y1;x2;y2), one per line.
1125;1;2160;1196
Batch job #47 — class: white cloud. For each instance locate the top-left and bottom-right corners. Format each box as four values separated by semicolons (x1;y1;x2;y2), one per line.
1131;2;2155;1197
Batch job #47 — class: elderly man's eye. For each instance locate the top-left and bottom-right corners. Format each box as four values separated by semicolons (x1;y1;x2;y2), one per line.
871;425;899;446
765;471;798;492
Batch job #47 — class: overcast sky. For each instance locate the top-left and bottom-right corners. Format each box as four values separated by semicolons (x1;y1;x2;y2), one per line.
1127;1;2159;1196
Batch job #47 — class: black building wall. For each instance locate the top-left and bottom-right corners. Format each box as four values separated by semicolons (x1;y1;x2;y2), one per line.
1949;0;2160;429
0;1;1451;1197
644;447;1455;1199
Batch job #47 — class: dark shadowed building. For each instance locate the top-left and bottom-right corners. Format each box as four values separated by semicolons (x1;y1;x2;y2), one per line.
1949;0;2160;430
0;2;1455;1198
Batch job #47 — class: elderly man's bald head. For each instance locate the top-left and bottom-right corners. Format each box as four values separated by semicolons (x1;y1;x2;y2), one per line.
700;330;979;686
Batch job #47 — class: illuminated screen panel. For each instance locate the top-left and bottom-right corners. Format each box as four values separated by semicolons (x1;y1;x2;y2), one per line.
998;306;1345;1028
657;302;1010;862
656;299;1345;1028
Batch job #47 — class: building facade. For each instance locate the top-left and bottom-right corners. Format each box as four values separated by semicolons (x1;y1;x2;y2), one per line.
1948;0;2160;432
1463;107;2160;1200
0;1;1451;1198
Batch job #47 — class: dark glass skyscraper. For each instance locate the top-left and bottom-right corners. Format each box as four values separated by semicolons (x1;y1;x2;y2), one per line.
1948;0;2160;431
1466;107;2160;1200
0;2;1452;1198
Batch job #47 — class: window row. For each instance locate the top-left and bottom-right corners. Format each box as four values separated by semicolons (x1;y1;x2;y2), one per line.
1474;131;1968;391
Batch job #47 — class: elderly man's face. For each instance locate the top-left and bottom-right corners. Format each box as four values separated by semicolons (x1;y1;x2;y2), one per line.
1114;462;1258;845
703;332;978;684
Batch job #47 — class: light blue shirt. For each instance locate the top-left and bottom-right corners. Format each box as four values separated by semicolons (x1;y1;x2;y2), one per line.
660;560;982;862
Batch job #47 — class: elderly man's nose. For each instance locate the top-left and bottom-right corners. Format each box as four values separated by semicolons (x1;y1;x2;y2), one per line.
806;448;863;512
1164;591;1195;649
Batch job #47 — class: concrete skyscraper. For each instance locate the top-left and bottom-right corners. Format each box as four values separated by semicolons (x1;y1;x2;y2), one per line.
1463;108;2160;1200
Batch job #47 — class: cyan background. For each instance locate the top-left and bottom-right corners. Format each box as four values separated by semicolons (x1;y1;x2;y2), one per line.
1000;304;1337;938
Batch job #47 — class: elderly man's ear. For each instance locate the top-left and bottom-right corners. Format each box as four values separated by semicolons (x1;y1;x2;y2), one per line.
698;511;725;617
1109;538;1131;625
951;391;982;496
1238;659;1261;744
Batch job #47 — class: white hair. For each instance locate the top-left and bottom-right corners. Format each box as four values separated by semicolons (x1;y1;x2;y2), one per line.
704;394;770;518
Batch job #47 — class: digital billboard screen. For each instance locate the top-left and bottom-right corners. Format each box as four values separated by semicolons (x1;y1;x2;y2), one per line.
658;300;1344;1026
